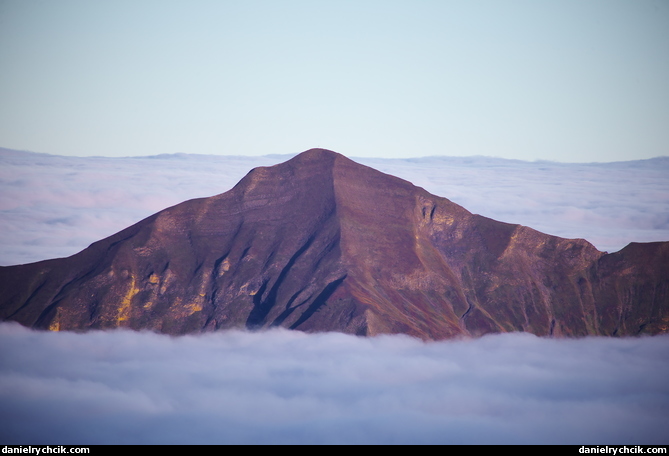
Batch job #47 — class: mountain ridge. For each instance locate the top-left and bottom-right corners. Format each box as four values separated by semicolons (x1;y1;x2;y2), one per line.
1;148;667;339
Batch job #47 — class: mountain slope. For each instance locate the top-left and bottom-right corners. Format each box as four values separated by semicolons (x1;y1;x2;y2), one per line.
1;149;667;339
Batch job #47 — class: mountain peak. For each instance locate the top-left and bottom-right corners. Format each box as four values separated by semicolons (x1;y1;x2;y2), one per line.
293;147;342;159
1;150;667;339
279;148;346;171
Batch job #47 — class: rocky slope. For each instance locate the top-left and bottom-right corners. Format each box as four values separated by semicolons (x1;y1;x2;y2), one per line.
1;149;667;339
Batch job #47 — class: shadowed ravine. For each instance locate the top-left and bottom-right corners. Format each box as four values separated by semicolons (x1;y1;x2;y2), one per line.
1;149;667;339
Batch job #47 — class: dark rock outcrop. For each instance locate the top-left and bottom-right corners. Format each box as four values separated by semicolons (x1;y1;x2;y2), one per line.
1;149;667;339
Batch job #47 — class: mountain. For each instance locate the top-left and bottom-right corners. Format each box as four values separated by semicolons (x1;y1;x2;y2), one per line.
1;149;667;339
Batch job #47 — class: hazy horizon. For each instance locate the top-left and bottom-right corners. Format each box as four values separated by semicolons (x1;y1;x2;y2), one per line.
4;144;669;164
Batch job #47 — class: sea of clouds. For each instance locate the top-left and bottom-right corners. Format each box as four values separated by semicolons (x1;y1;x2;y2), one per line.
1;148;668;266
1;148;668;444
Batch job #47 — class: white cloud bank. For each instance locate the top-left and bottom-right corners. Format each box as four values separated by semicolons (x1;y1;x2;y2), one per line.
359;156;669;254
0;149;288;265
1;149;667;266
1;323;668;445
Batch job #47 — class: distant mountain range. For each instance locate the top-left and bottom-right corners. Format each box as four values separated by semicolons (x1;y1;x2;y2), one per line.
1;149;667;339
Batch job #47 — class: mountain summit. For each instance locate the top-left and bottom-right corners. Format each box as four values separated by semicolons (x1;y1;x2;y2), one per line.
1;149;667;339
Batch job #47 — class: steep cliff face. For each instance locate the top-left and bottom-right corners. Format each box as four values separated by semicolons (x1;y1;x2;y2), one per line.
1;149;667;339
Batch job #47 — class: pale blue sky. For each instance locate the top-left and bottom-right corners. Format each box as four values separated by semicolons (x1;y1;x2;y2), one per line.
1;0;668;161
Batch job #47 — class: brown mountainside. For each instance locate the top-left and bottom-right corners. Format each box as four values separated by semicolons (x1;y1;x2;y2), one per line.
1;149;667;339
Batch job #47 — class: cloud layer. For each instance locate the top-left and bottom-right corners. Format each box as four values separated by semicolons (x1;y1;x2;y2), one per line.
1;149;668;266
0;149;287;265
1;323;668;444
359;156;669;254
